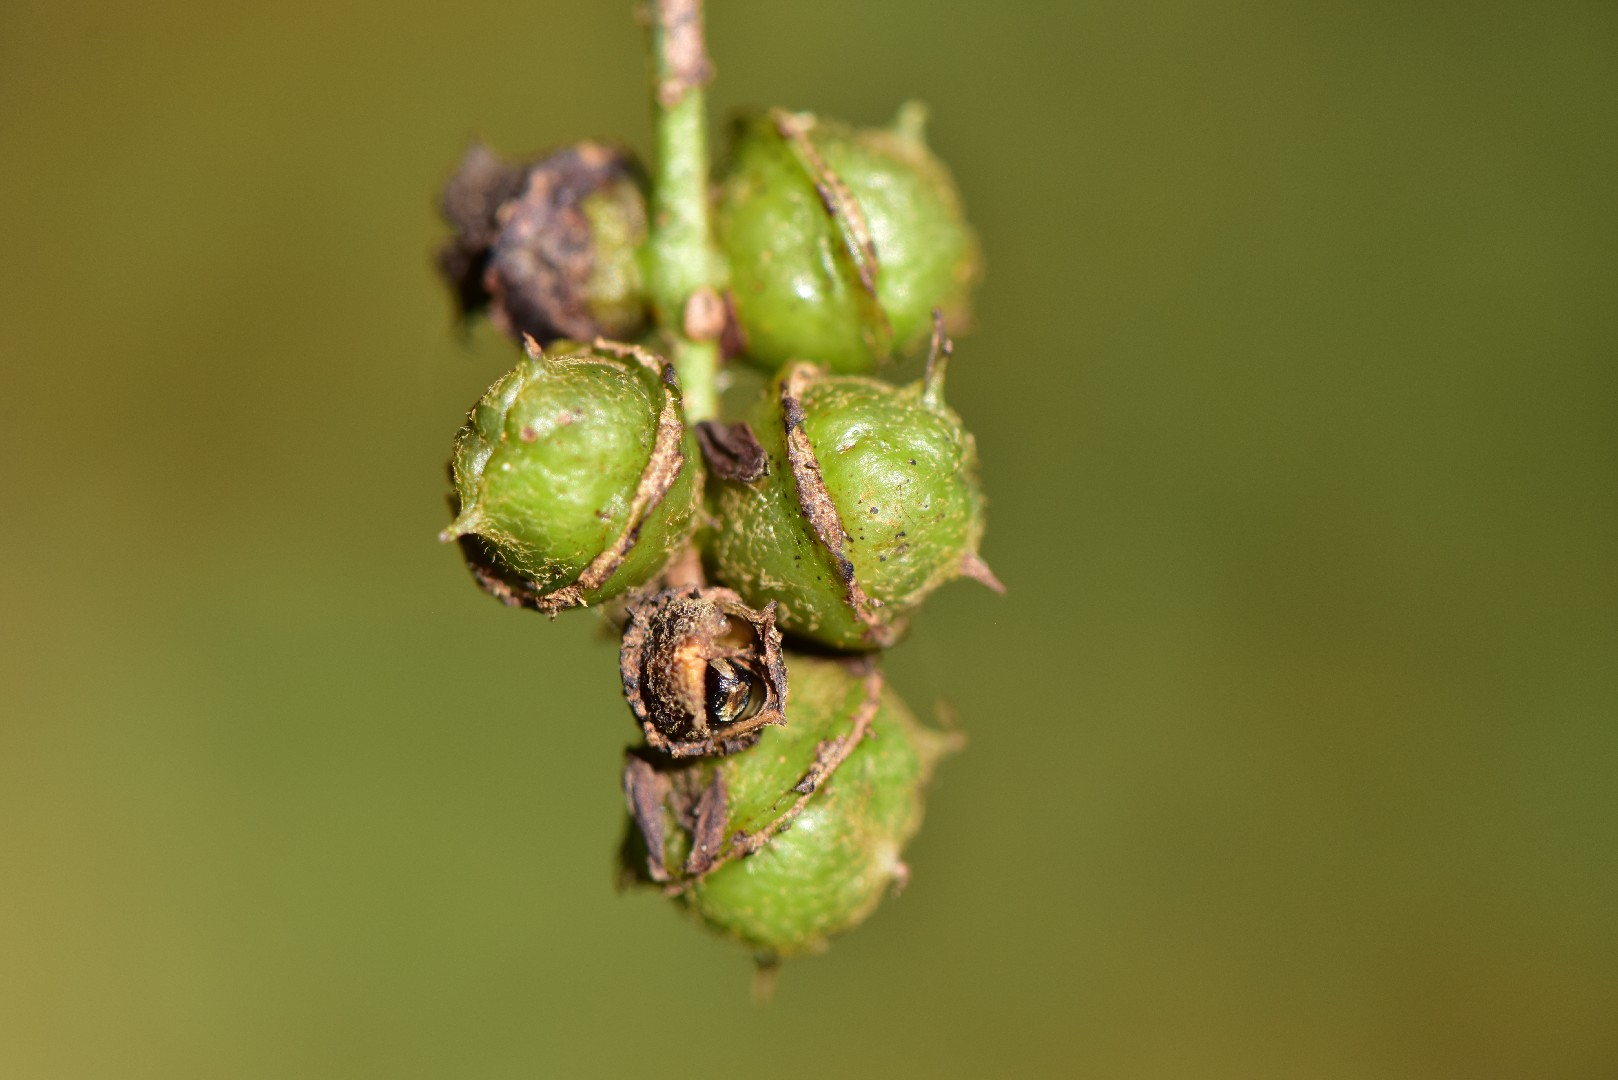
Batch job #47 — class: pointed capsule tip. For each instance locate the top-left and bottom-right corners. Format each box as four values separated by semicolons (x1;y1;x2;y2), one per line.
959;551;1005;594
439;509;484;543
751;956;781;1005
894;101;929;144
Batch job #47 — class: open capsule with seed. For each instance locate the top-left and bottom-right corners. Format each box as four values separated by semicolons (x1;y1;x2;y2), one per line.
619;586;788;758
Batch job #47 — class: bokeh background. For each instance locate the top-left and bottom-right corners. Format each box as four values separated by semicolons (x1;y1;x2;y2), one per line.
2;1;1614;1076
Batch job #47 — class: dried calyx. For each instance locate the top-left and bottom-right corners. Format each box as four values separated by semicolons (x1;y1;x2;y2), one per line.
620;586;788;757
437;142;650;345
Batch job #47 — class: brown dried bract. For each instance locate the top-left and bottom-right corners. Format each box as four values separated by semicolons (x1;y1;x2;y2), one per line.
695;420;768;483
683;770;730;876
620;586;788;757
718;289;748;360
621;754;673;882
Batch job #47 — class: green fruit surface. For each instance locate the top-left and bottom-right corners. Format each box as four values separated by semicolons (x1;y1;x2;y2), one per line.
822;119;980;354
681;655;949;957
717;117;885;373
708;372;985;649
716;109;980;374
597;428;701;602
802;376;984;604
450;351;697;602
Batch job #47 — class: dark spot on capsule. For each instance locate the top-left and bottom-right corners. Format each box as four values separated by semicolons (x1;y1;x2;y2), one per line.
869;506;879;515
908;458;916;466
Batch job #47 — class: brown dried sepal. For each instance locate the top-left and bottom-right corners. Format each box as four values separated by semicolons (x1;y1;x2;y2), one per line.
621;754;674;883
695;420;768;483
718;289;748;360
779;365;901;648
620;586;788;758
459;339;689;615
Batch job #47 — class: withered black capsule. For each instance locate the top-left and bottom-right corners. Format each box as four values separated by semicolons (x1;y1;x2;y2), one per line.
620;587;788;757
436;141;650;345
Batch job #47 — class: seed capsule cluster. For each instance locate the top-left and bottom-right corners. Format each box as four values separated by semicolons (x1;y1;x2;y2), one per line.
433;6;997;966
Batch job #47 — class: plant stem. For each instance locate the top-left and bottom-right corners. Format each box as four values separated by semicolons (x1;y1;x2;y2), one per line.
645;0;724;422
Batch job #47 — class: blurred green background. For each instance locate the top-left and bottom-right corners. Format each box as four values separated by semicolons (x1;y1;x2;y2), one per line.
2;0;1614;1076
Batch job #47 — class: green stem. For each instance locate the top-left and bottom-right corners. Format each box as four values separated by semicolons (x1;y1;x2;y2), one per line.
646;0;725;422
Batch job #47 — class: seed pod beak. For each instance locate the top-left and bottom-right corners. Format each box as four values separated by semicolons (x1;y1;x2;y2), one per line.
958;551;1005;594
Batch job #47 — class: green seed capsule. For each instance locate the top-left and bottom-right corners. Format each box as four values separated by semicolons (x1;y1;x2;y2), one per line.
715;104;982;374
621;654;958;959
703;333;1000;650
442;340;701;612
437;142;651;345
